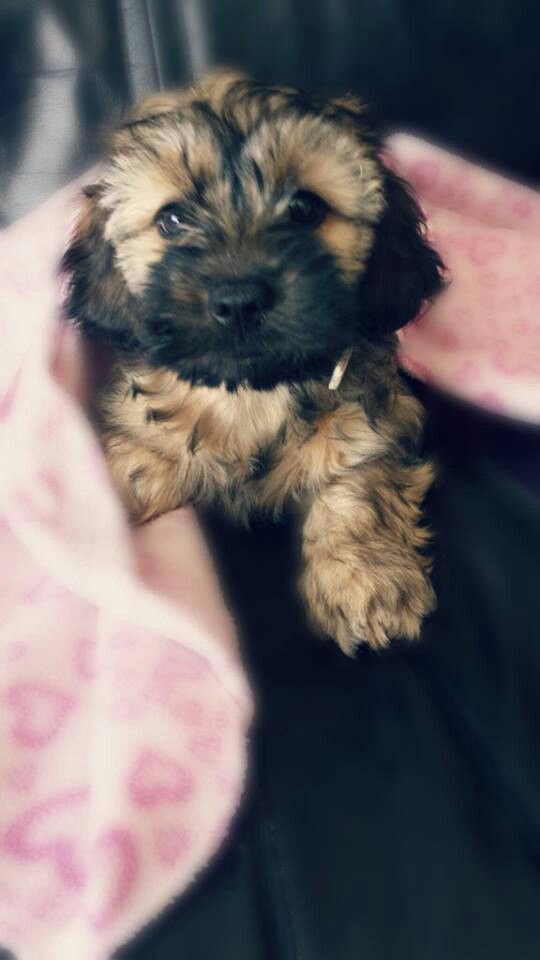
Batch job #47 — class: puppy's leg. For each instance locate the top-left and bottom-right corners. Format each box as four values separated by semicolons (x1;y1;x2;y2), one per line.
103;432;183;523
299;458;435;654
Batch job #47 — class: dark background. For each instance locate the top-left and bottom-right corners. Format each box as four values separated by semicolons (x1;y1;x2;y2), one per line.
1;0;540;225
1;3;539;959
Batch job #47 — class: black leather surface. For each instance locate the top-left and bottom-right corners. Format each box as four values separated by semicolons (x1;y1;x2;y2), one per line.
117;390;540;960
1;4;540;959
1;0;540;226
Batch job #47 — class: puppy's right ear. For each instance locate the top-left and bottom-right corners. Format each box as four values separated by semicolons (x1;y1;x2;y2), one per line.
60;185;141;352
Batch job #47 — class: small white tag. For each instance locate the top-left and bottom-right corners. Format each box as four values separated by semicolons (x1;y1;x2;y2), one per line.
328;348;353;390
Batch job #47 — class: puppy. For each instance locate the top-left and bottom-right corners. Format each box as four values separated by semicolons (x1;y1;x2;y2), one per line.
61;70;444;654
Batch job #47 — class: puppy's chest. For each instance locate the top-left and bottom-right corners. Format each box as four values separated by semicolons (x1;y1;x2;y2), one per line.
105;366;384;510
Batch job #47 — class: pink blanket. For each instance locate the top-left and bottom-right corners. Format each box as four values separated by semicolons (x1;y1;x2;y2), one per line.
1;136;539;960
390;135;540;421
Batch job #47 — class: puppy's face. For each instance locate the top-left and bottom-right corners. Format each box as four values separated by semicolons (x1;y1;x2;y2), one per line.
63;72;443;390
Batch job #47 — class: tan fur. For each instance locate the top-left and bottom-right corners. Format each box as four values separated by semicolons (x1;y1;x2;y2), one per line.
318;215;373;280
246;113;383;220
69;71;438;653
89;72;386;296
300;455;435;653
96;352;434;653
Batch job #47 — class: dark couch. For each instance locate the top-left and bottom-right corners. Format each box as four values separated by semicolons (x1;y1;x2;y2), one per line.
1;3;539;958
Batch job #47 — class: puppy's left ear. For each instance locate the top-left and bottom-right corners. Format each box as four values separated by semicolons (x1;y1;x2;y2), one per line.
358;168;445;334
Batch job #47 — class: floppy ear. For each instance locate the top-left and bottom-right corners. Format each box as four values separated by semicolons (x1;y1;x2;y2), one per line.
357;168;445;334
60;186;142;352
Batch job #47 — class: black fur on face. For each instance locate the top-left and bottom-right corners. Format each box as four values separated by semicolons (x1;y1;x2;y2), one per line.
142;223;360;390
61;72;444;391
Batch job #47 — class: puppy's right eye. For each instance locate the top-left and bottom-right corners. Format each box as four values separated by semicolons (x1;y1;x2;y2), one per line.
155;203;185;238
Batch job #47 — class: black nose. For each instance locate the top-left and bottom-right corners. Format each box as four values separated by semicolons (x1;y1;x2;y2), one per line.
209;279;275;328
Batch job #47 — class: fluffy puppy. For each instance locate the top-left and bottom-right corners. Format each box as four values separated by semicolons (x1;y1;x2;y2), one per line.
62;70;445;654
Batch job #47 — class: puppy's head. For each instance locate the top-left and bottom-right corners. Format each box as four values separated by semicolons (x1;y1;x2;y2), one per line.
62;71;444;390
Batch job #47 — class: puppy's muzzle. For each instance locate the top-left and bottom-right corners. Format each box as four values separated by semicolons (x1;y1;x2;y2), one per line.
209;278;275;329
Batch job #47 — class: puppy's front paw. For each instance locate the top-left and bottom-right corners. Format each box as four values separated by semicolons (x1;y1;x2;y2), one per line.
300;554;436;655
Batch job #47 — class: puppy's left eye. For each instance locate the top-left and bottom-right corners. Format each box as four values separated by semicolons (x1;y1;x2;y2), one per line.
155;203;186;238
288;190;328;227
